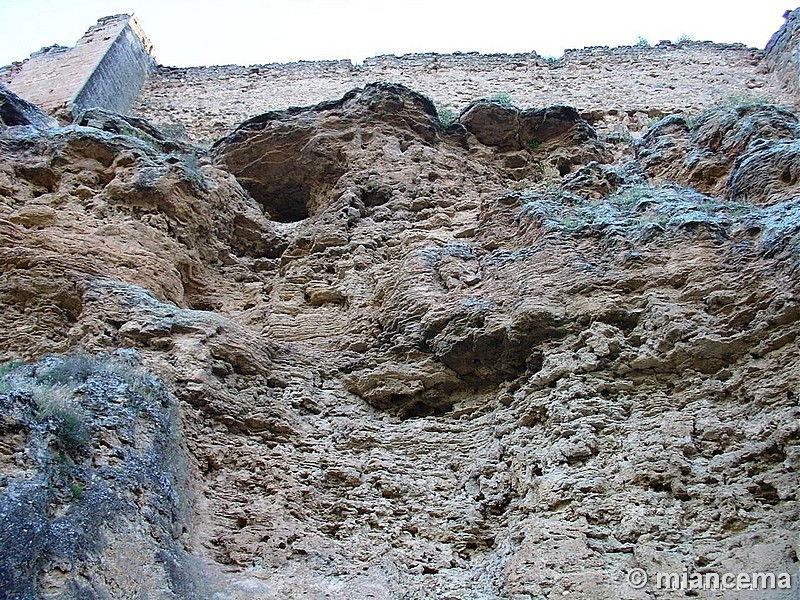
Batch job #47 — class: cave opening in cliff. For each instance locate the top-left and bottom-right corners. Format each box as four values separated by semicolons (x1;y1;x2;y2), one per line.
243;181;311;223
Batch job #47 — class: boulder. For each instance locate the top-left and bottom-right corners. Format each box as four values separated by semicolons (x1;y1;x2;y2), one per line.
519;105;596;147
459;100;520;150
459;101;596;151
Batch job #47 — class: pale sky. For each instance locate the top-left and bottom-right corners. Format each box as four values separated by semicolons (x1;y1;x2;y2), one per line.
0;0;794;68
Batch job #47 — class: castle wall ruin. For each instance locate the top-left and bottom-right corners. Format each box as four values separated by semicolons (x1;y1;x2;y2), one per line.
132;41;794;142
0;15;155;119
4;10;800;142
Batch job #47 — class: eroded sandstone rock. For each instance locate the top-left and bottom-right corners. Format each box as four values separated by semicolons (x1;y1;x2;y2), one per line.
0;353;204;599
637;104;800;205
459;101;607;174
213;82;439;223
0;80;798;599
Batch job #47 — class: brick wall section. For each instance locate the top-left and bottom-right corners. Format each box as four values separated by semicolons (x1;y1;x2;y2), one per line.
71;16;156;116
133;41;796;143
1;15;155;119
766;8;800;95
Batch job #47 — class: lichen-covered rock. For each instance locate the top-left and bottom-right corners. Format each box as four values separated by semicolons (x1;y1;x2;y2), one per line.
728;138;800;205
562;160;628;198
636;104;800;203
75;107;194;154
0;353;204;599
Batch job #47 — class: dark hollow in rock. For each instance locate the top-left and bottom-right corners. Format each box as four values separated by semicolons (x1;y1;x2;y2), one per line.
0;84;58;130
213;82;440;223
245;181;312;223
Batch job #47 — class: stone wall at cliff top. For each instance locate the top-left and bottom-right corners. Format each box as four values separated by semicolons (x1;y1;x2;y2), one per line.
1;15;155;120
133;40;795;143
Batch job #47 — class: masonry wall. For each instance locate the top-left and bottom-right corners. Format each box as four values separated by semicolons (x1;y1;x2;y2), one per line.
72;17;155;116
133;41;796;143
1;15;155;119
3;12;799;143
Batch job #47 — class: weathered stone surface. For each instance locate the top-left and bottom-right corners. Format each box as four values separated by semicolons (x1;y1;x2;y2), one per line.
519;105;595;147
131;42;796;143
728;139;800;205
0;84;57;129
1;32;799;600
562;160;627;198
213;82;439;222
0;353;203;600
637;104;800;203
460;101;597;153
766;7;800;96
459;100;520;150
76;107;193;154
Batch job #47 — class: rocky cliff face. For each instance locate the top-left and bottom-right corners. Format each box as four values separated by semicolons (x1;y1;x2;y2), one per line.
0;42;799;600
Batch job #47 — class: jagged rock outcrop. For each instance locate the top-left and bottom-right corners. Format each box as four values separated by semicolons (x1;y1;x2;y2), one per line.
213;82;440;222
460;102;595;152
0;84;58;130
0;118;284;356
0;79;798;600
766;7;800;96
636;103;800;203
457;101;610;179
